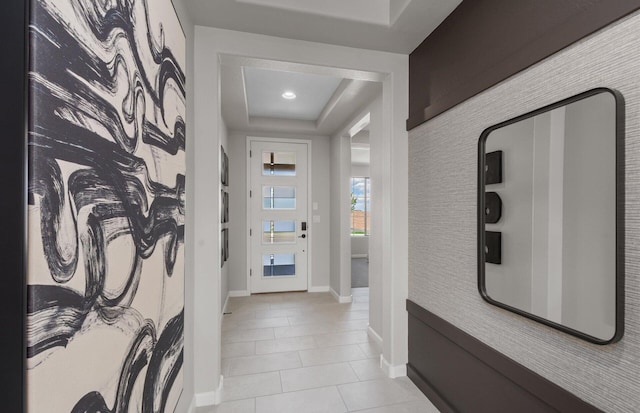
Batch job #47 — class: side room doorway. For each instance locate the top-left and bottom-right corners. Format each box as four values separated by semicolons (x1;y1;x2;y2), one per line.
350;115;371;289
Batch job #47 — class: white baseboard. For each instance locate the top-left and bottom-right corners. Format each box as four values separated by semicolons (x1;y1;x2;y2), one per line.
222;293;230;314
380;355;407;379
330;288;353;303
195;391;216;407
351;254;368;259
308;286;330;293
195;375;224;407
228;290;250;297
187;395;196;413
221;293;230;325
367;326;383;348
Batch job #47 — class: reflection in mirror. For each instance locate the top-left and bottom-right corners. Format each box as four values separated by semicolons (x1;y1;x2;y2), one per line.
478;88;623;344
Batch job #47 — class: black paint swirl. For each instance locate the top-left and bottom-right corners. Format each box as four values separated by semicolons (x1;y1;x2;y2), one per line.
27;0;185;411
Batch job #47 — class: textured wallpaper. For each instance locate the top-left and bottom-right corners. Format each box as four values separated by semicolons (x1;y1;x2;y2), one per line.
408;10;640;413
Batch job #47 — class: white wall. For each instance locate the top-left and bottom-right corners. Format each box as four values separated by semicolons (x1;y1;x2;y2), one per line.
226;131;332;293
192;27;223;406
367;96;384;342
171;0;195;411
351;236;369;257
228;132;248;293
351;164;370;177
330;133;352;298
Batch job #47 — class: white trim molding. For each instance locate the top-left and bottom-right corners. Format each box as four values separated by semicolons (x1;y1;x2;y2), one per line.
351;254;368;259
228;290;250;297
194;392;216;407
187;396;196;413
380;355;407;379
330;287;353;303
222;293;230;315
195;375;224;407
308;286;330;293
367;325;383;348
194;26;408;399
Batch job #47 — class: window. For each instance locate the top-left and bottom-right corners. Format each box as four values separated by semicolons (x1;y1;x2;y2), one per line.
350;177;370;235
262;151;296;176
262;220;296;244
262;186;296;209
263;253;296;276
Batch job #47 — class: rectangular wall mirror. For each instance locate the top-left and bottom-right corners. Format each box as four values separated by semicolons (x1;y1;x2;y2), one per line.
477;88;624;344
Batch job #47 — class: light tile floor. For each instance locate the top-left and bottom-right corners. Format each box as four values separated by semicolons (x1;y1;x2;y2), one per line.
197;288;440;413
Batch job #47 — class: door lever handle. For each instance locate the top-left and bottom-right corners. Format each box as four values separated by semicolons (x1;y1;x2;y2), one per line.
298;234;306;239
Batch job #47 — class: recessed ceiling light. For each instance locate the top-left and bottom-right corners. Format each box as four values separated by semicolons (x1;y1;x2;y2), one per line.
282;91;296;100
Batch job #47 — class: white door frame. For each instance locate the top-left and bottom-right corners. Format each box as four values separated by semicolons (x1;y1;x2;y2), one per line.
246;136;313;293
193;27;408;404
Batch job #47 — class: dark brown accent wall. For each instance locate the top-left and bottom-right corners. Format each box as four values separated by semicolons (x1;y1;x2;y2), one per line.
407;0;640;130
407;300;603;413
0;1;27;411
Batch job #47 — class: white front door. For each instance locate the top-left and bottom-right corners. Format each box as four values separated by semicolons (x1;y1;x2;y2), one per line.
249;140;309;293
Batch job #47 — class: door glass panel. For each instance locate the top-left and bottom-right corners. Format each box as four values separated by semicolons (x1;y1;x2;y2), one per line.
263;151;296;176
263;220;296;243
263;186;296;209
263;253;296;277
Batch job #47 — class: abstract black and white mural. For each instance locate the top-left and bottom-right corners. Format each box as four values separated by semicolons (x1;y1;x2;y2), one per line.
27;0;186;411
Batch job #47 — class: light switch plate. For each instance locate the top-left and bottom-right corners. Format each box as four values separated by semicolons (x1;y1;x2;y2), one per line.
312;215;321;223
313;202;318;210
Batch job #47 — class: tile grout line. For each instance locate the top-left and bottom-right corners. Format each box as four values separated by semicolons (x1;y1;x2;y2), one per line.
221;292;434;412
346;360;362;382
335;383;350;412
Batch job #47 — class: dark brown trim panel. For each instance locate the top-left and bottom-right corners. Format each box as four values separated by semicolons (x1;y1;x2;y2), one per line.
407;300;603;413
407;0;640;130
0;0;28;411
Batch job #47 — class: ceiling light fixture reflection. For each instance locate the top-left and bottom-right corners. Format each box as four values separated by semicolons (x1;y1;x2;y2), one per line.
282;91;297;100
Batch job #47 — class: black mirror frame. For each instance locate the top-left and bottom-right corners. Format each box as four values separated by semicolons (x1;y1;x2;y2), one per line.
477;87;625;345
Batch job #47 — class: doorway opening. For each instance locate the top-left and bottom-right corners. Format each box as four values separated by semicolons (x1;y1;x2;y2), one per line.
350;113;371;290
193;28;409;400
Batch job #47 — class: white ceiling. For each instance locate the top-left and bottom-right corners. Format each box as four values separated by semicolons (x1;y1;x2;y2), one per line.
206;0;461;135
235;0;393;26
183;0;462;53
244;67;343;121
221;57;382;136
